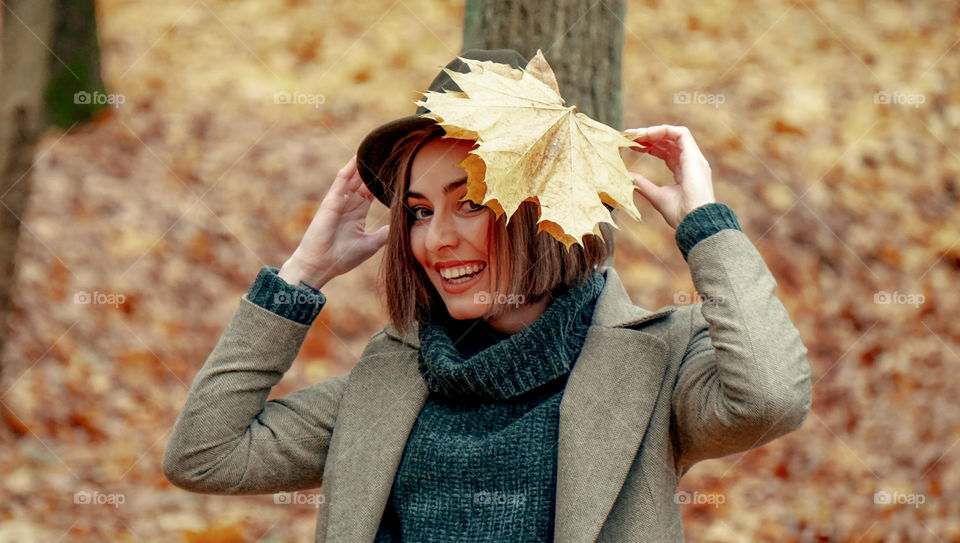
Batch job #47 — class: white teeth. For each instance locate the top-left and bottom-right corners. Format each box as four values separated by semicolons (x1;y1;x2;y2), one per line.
440;263;484;280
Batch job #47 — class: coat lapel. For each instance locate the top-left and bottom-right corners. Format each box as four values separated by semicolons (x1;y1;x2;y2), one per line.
554;328;669;542
326;266;675;542
553;266;675;542
323;345;428;542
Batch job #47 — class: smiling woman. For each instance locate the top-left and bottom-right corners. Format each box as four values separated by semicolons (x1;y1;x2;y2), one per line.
377;125;614;335
163;49;812;543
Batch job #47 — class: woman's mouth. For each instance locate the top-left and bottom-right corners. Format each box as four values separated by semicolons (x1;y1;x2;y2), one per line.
437;262;486;293
440;262;486;284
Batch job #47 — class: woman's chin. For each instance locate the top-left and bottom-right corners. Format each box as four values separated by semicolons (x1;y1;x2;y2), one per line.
444;302;487;321
432;278;493;321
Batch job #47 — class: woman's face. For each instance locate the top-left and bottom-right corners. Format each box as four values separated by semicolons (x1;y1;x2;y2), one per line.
405;137;502;321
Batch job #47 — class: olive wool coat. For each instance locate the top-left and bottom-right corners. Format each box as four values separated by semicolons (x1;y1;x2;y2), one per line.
163;228;812;542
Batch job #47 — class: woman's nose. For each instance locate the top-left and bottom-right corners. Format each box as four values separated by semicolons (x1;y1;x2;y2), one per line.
425;210;459;252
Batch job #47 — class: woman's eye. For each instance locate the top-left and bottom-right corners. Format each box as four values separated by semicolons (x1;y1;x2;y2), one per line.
409;206;430;221
408;200;483;222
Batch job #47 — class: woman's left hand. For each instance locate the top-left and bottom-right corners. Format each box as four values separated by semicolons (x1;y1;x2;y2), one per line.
625;125;716;229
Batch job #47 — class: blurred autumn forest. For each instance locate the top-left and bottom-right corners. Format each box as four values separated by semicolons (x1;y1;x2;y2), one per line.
1;0;959;541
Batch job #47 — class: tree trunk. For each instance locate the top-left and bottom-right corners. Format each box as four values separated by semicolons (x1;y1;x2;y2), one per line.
462;0;625;128
462;0;626;264
0;1;56;394
46;0;105;128
0;0;102;423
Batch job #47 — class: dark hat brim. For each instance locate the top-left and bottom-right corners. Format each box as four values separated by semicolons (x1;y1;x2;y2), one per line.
356;49;529;208
356;114;436;208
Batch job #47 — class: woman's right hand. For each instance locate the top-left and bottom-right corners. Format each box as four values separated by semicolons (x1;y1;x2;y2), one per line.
278;156;390;289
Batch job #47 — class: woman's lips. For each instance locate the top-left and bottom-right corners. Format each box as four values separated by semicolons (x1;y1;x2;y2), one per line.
438;265;485;295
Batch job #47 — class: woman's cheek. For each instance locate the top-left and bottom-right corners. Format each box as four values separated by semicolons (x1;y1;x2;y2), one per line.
408;228;427;270
473;215;496;291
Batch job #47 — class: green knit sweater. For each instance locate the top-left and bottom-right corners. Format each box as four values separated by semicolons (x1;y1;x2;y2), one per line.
372;271;605;542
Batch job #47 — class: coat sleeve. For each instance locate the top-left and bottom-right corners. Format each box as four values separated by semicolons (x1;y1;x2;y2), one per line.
670;229;812;475
162;294;349;494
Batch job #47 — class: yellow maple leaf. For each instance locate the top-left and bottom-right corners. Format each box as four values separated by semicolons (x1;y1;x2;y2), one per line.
416;49;642;250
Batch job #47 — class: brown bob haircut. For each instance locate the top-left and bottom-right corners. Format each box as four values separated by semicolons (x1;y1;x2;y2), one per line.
376;123;616;336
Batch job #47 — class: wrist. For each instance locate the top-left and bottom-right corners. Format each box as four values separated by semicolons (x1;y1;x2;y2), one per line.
675;202;742;261
247;266;326;325
681;200;717;220
278;255;332;290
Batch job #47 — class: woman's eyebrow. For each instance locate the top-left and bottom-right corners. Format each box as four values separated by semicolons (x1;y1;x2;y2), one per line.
404;178;468;201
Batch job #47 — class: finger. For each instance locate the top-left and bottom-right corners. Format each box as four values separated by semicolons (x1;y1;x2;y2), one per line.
634;126;699;156
626;125;674;142
630;172;667;215
654;126;708;166
356;179;375;200
627;127;683;159
678;150;708;177
337;155;358;177
643;140;680;163
332;156;360;191
631;171;659;193
672;126;702;155
358;224;390;256
344;185;376;215
354;174;379;203
632;142;682;182
340;170;377;209
669;129;711;175
626;129;662;150
343;167;365;193
372;224;389;246
648;139;680;154
624;128;650;150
